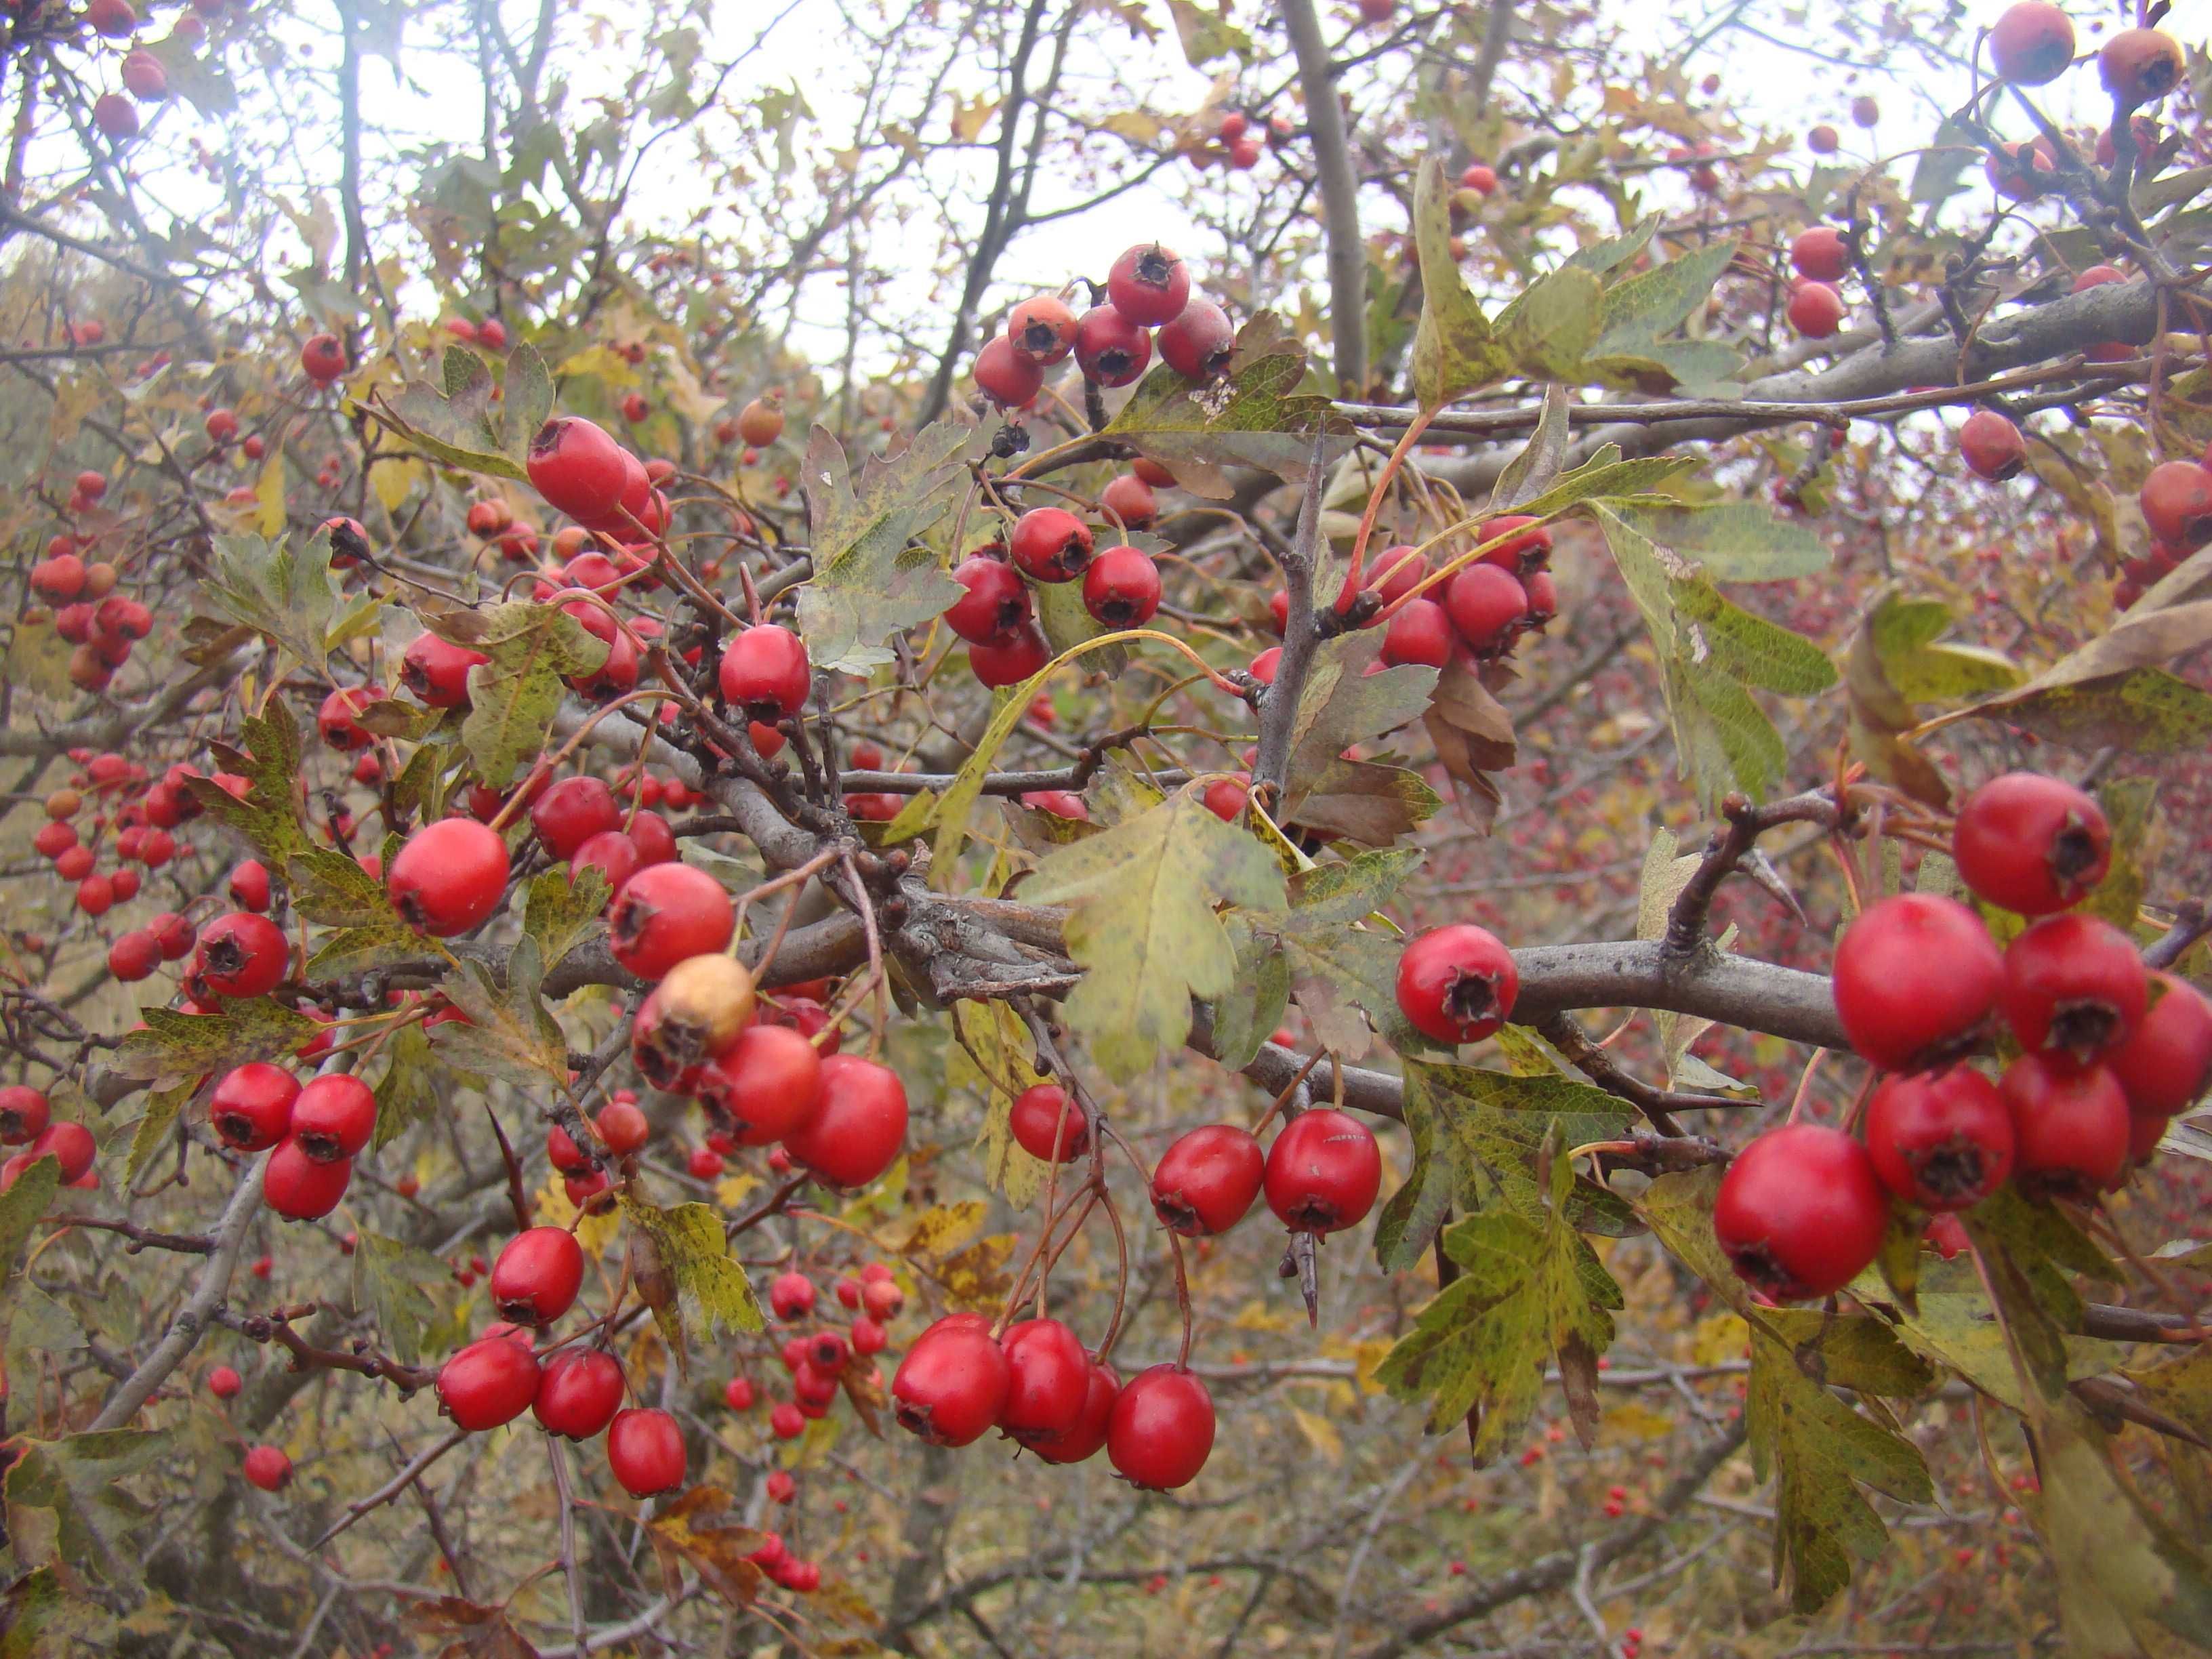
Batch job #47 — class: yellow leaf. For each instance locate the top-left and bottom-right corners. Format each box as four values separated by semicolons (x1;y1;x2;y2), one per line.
949;92;1000;142
1601;1401;1678;1441
1290;1406;1343;1466
936;1233;1017;1313
1690;1311;1748;1367
537;1172;620;1261
897;1200;987;1259
715;1172;761;1210
371;454;428;516
254;453;288;537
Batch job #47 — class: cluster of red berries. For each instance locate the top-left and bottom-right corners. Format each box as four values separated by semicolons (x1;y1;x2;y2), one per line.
1716;771;2211;1301
441;315;511;352
941;501;1167;689
885;1093;1383;1490
28;483;156;693
0;1086;99;1193
25;752;192;922
205;1061;375;1220
973;241;1235;409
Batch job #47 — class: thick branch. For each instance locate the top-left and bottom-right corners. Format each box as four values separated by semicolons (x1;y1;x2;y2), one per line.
1283;0;1367;396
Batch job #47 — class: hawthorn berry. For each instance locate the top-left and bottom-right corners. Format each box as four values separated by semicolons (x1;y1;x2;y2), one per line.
737;397;785;447
1008;507;1094;583
2139;460;2212;550
2099;27;2183;108
1263;1109;1382;1235
2001;1052;2129;1198
530;776;622;859
1008;1082;1088;1162
1027;1360;1120;1464
973;334;1044;407
1107;1365;1214;1489
533;1349;625;1440
892;1317;1010;1446
208;1366;243;1400
1831;894;2003;1071
1441;564;1528;654
608;861;735;980
1988;1;2074;85
605;1408;686;1496
998;1317;1091;1439
0;1087;51;1145
1072;305;1151;386
633;953;756;1089
194;911;291;999
1863;1065;2013;1211
1958;409;2027;482
401;632;490;709
289;1075;376;1164
783;1054;907;1187
2108;973;2212;1118
718;624;812;721
1785;281;1845;338
1007;295;1079;365
946;553;1033;646
262;1138;352;1221
723;1375;757;1411
1953;772;2109;915
491;1226;586;1326
1081;545;1162;628
1789;226;1849;283
1999;912;2146;1061
108;930;161;982
1156;298;1233;378
573;829;642;895
388;817;511;936
1151;1124;1265;1235
300;333;347;384
242;1446;293;1492
1713;1124;1888;1300
970;626;1051;687
770;1271;817;1322
1100;473;1158;529
1106;243;1191;327
1395;924;1519;1044
28;1121;96;1184
438;1335;542;1431
211;1062;300;1153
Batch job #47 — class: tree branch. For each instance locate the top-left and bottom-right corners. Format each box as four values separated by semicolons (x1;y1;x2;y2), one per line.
1283;0;1367;396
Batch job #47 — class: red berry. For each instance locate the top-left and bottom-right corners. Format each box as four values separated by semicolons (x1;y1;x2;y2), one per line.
242;1446;293;1491
1155;299;1233;378
1786;281;1845;338
1713;1124;1888;1300
1007;295;1078;365
2001;1053;2130;1198
0;1088;49;1147
529;417;631;525
1099;473;1159;530
1864;1065;2014;1210
608;862;735;981
1107;1365;1213;1489
1380;598;1454;667
973;335;1044;407
1832;895;2002;1071
529;777;621;859
28;1121;96;1183
1081;545;1162;628
401;632;490;708
892;1318;1010;1447
769;1401;805;1439
717;625;811;721
1959;410;2028;482
1008;507;1094;583
863;1277;904;1320
194;911;290;999
2099;27;2184;108
491;1226;586;1325
1441;564;1528;653
2000;912;2147;1061
1027;1360;1120;1464
1073;305;1151;387
263;1139;352;1220
852;1317;888;1355
1989;0;2074;83
290;1074;376;1163
946;553;1033;646
2108;973;2212;1118
607;1407;687;1496
998;1317;1090;1440
210;1063;300;1153
1953;772;2110;915
439;1335;541;1430
766;1469;797;1503
2139;460;2212;550
970;626;1051;688
1395;925;1519;1045
1789;226;1849;283
1105;243;1191;327
723;1376;757;1411
228;859;272;911
388;817;510;936
1263;1109;1382;1235
108;930;160;982
770;1271;817;1322
596;1100;651;1155
300;333;348;384
573;828;642;897
1008;1083;1088;1162
209;1366;243;1399
1151;1124;1265;1235
783;1054;907;1188
533;1349;624;1439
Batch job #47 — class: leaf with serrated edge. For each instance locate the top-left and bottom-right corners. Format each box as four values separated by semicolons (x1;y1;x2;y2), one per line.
202;531;340;674
1284;628;1436;785
3;1429;171;1591
372;1023;445;1153
1285;758;1440;845
523;863;611;969
1024;791;1286;1080
795;420;969;673
112;1002;318;1090
619;1195;764;1350
426;946;567;1088
123;1081;194;1191
351;1231;445;1366
1620;502;1831;583
1410;157;1510;408
450;602;609;786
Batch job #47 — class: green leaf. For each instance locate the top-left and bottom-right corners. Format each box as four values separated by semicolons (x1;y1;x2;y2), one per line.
794;419;971;674
1030;569;1129;680
1410;157;1510;408
1596;504;1837;808
123;1080;194;1191
1210;915;1290;1071
523;863;611;970
350;1231;445;1368
1492;265;1603;382
1284;628;1437;785
2081;776;2156;930
1103;312;1347;499
1911;119;1982;204
305;922;426;980
375;346;532;480
1488;384;1572;512
1510;453;1699;521
1619;502;1831;583
1592;240;1738;357
112;1002;318;1091
500;343;554;462
3;1430;171;1591
1374;1058;1635;1271
0;1563;115;1653
287;842;401;927
1230;848;1422;1063
1843;588;2026;806
0;1155;61;1279
1162;0;1251;64
1564;213;1658;277
420;599;607;786
1376;1134;1620;1459
427;943;569;1088
619;1195;764;1351
202;531;340;674
185;700;313;868
143;34;237;117
371;1023;445;1153
1023;791;1287;1080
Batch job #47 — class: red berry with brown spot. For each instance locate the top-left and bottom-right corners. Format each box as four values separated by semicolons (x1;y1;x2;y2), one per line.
1081;545;1161;628
2000;912;2146;1062
491;1226;586;1326
947;552;1033;646
1953;772;2110;916
2001;1053;2129;1198
1072;306;1151;387
1832;895;2003;1071
1395;924;1518;1044
1263;1109;1381;1235
290;1074;376;1162
388;817;510;937
2139;460;2212;550
1713;1124;1888;1300
1989;1;2075;85
211;1063;299;1153
1106;243;1191;327
1155;298;1233;378
1864;1065;2013;1211
1150;1124;1265;1235
608;862;735;981
1006;296;1078;365
1009;507;1094;583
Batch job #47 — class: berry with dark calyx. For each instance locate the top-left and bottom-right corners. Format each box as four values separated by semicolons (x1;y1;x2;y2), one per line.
1786;281;1845;338
0;1086;51;1145
1155;298;1233;378
893;1317;1010;1446
1380;597;1454;667
1027;1361;1120;1464
1008;295;1079;365
769;1271;817;1322
697;1023;824;1146
1953;771;2110;915
970;626;1051;689
1521;570;1559;628
1475;516;1551;576
1988;0;2074;85
1107;1365;1214;1489
718;624;812;722
1073;305;1151;387
211;1063;300;1153
998;1317;1090;1439
300;333;347;384
1441;564;1528;654
573;829;641;896
491;1226;586;1325
973;335;1044;407
783;1054;907;1187
1151;1124;1265;1235
262;1139;352;1221
1100;473;1158;529
632;953;755;1089
947;553;1033;645
533;1349;624;1439
1832;894;2003;1071
530;776;621;859
401;633;490;708
1789;226;1849;282
2000;912;2147;1061
1395;924;1519;1044
1864;1065;2013;1210
1959;409;2027;482
807;1331;850;1374
1008;507;1094;583
194;912;290;999
1106;243;1191;327
1082;545;1162;628
1713;1124;1889;1300
439;1335;541;1430
606;1408;687;1496
243;1446;293;1492
1264;1109;1382;1235
1008;1083;1088;1162
608;862;735;981
2001;1052;2129;1198
2099;27;2183;108
2108;973;2212;1118
388;817;510;936
290;1074;376;1162
2139;460;2212;550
